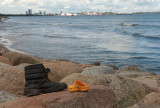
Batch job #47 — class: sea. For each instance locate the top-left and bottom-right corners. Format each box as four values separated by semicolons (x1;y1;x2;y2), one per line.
0;14;160;74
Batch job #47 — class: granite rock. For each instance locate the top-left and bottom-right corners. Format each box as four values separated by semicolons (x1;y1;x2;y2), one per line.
82;66;115;76
61;73;154;108
0;56;11;65
0;60;83;95
42;60;83;82
0;85;115;108
128;92;160;108
3;51;41;66
0;44;9;56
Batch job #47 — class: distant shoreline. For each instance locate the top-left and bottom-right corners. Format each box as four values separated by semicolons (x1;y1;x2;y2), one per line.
1;12;160;17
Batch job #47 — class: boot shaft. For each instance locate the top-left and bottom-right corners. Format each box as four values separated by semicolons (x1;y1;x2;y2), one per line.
25;64;50;80
24;64;50;88
25;64;45;71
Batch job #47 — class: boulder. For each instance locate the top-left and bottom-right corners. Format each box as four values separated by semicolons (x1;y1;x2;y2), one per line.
79;62;100;70
42;60;83;82
0;59;83;95
60;73;105;85
0;85;115;108
157;79;160;87
3;51;41;66
120;65;142;71
117;66;154;78
0;90;19;103
61;73;154;108
0;62;11;70
132;76;160;91
142;84;159;95
117;71;154;78
82;66;115;76
0;44;9;56
128;92;160;108
0;56;11;65
104;65;119;70
0;64;28;95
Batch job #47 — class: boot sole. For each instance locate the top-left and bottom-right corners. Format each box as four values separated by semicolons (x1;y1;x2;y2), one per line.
24;84;67;97
24;88;40;96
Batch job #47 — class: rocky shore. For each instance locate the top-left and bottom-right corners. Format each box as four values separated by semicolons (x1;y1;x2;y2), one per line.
0;44;159;108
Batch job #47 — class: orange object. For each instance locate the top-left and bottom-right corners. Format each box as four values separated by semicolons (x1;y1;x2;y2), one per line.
68;80;90;92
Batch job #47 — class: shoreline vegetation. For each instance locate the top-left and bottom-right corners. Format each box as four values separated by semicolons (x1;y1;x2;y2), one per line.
0;43;160;108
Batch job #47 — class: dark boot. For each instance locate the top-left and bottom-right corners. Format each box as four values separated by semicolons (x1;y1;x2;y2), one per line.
24;64;67;96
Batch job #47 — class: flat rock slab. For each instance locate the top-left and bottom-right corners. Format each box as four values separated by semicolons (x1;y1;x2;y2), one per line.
0;85;115;108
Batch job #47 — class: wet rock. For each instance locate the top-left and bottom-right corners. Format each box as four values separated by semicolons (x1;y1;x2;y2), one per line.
61;73;150;108
117;71;154;78
0;85;115;108
104;65;119;70
82;66;115;76
0;44;9;56
3;51;41;66
79;62;100;69
128;92;160;108
120;66;142;71
117;66;153;78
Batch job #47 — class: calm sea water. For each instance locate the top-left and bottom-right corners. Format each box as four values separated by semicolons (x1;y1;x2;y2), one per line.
0;14;160;73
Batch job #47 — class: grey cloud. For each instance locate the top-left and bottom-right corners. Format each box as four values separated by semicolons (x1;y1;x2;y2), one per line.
13;0;19;2
135;1;153;6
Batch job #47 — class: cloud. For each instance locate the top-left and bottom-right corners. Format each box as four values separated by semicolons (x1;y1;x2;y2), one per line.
0;0;160;14
64;6;70;9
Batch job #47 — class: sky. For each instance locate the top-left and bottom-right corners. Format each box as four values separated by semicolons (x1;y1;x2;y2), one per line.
0;0;160;14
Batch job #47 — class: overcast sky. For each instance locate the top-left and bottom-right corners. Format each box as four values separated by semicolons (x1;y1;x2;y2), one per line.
0;0;160;14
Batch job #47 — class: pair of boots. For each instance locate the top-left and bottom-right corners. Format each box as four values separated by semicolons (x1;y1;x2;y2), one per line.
24;64;67;96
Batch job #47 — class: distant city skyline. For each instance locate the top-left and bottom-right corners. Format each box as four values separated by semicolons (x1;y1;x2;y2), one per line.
0;0;160;14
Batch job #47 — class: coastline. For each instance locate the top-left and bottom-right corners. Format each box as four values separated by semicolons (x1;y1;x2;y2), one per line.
0;43;160;108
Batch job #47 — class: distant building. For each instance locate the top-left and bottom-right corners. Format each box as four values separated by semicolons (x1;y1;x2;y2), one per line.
43;11;46;15
59;11;65;16
26;11;29;15
77;11;102;16
26;9;32;15
28;9;32;15
39;11;42;15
